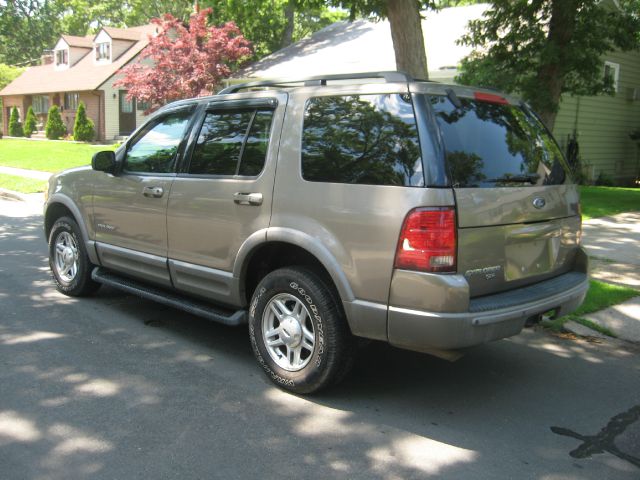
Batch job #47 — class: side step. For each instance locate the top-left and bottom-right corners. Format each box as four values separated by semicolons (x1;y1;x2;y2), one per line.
91;267;247;326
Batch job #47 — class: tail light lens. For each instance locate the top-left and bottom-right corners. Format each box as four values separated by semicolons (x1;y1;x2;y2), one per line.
394;207;457;273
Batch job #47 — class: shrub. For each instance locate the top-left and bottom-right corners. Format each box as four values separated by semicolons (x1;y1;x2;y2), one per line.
8;106;23;137
24;106;37;138
45;105;66;140
73;101;95;142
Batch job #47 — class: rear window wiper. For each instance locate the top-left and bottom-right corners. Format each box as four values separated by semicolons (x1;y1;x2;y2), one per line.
486;174;540;184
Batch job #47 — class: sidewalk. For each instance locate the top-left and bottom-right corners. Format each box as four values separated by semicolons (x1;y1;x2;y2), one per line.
0;165;52;181
572;212;640;343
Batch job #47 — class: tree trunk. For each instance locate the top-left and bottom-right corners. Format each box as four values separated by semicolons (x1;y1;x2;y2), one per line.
280;0;295;49
533;0;579;130
386;0;429;80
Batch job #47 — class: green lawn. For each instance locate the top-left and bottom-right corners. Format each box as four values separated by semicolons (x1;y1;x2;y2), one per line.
0;138;115;173
543;279;639;336
579;186;640;220
0;173;48;193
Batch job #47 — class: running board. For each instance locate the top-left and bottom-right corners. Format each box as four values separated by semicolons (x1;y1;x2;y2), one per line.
91;268;247;326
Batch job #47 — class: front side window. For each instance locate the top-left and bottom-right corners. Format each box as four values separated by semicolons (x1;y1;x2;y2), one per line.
124;110;191;173
64;92;79;111
188;108;274;176
301;94;423;187
96;42;111;61
430;95;570;188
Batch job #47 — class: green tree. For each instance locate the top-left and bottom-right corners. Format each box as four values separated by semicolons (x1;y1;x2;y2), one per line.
456;0;640;129
24;106;37;137
45;105;67;139
8;107;24;137
72;101;95;141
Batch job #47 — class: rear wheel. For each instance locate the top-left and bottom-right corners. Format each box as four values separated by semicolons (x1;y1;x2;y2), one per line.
249;266;354;394
49;216;100;296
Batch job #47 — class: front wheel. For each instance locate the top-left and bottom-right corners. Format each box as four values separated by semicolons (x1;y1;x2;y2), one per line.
49;216;100;297
249;267;354;394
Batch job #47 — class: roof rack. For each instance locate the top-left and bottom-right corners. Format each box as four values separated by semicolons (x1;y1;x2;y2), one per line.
218;71;413;95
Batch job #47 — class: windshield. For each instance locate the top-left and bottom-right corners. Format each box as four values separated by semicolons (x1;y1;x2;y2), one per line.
428;95;571;188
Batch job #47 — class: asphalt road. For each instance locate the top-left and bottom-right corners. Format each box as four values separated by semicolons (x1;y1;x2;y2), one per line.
1;198;639;480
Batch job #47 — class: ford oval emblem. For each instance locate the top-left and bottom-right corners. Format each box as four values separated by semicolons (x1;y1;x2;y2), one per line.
533;197;546;209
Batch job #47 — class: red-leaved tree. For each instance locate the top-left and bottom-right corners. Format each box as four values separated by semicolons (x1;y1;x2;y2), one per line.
115;8;252;113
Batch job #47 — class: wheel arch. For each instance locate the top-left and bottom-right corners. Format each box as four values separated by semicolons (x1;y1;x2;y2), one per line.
44;194;99;265
235;228;355;309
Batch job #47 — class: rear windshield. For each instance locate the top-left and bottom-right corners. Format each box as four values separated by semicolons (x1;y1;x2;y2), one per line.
429;95;570;188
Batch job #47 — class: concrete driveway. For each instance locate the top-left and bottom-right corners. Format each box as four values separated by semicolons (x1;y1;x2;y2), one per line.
1;198;639;479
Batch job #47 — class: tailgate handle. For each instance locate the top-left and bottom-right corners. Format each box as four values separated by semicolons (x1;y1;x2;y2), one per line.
510;223;559;239
142;186;164;198
233;192;263;206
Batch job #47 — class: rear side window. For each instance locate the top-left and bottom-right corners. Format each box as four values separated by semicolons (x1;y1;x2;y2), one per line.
429;95;570;187
189;108;274;176
302;94;424;187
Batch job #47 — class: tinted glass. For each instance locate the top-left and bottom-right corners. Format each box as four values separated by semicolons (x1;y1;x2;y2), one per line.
189;111;253;175
302;94;424;186
124;110;191;173
429;95;570;187
238;110;273;176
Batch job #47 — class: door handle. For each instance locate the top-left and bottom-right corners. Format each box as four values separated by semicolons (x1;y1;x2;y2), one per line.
233;192;263;206
142;186;164;198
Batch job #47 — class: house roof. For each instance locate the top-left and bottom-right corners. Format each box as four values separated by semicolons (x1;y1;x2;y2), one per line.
100;25;157;41
0;25;155;96
61;34;94;49
237;4;488;81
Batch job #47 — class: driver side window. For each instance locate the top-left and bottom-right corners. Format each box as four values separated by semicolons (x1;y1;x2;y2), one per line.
124;110;192;173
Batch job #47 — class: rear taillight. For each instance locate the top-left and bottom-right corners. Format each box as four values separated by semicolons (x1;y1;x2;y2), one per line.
394;207;457;273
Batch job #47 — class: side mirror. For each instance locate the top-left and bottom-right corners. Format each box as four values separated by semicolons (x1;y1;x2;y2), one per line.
92;150;117;174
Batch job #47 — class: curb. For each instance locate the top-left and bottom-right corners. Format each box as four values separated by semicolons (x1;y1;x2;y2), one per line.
562;320;610;340
0;187;28;202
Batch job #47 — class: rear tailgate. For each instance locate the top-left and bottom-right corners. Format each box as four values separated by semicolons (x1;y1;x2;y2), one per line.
428;90;582;297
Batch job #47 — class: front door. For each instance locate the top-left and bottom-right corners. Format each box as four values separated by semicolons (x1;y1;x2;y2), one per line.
119;90;136;136
166;95;285;304
93;107;193;287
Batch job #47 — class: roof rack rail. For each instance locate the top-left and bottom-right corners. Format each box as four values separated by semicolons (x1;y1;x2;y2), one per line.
218;71;413;95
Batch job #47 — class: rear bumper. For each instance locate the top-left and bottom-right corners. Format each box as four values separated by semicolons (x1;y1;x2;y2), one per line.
387;271;589;352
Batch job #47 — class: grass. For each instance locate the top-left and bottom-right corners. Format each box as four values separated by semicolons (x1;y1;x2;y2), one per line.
579;186;640;220
0;173;48;193
0;138;115;173
543;279;639;336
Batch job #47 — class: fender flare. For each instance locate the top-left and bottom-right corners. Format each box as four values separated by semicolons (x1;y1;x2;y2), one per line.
45;193;99;265
233;227;355;303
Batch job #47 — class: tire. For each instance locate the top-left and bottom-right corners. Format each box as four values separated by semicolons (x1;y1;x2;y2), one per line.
249;266;354;394
48;216;100;297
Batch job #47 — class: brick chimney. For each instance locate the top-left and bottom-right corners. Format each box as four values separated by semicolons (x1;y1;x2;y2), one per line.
41;51;54;65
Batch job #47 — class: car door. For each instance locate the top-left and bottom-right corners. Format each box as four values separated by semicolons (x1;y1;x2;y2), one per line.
166;94;286;305
93;106;194;287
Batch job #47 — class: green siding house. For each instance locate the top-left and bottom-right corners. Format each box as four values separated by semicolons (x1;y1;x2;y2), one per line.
553;50;640;186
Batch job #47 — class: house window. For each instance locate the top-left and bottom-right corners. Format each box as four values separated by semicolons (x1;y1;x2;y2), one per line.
96;42;111;61
136;99;150;112
604;61;620;92
64;93;80;111
32;95;50;114
55;49;68;66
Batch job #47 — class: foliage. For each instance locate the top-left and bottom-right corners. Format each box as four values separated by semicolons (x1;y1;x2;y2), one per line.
579;186;640;220
457;0;640;129
0;173;48;194
0;138;116;172
115;8;251;112
73;102;95;142
45;105;67;140
203;1;347;57
24;106;38;138
8;107;24;137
